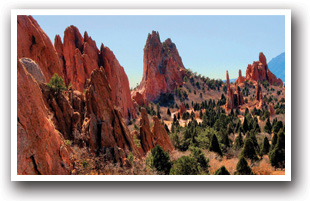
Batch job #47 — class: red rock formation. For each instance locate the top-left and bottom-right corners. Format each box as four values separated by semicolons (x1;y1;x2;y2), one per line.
133;31;187;104
256;82;262;101
246;52;283;86
131;91;148;107
139;107;174;153
235;69;246;84
151;117;174;152
139;108;155;153
179;103;186;116
17;15;64;81
225;71;244;111
99;44;136;119
17;60;71;175
82;67;140;160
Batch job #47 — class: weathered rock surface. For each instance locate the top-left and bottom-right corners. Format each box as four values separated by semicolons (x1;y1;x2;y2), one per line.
133;31;187;104
19;58;46;83
151;116;174;152
179;103;186;116
246;52;283;86
225;71;244;111
99;44;136;119
139;107;174;154
17;60;71;175
17;15;64;81
82;67;140;160
269;103;275;117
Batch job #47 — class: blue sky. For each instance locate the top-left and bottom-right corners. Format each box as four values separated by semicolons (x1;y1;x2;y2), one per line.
33;15;285;88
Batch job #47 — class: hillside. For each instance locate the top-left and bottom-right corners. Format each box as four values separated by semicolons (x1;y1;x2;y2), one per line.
268;52;285;83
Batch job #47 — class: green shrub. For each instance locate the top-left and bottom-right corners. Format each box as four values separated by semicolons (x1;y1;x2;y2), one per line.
150;145;171;175
190;147;210;173
234;157;253;175
47;73;67;93
260;137;270;156
209;134;222;156
82;160;89;168
170;156;200;175
240;138;258;161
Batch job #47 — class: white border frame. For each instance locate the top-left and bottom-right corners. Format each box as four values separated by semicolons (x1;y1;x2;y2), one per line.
11;9;291;181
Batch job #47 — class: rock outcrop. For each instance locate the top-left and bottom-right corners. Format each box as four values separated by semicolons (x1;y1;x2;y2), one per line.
17;15;64;81
235;69;246;84
133;31;187;104
225;71;244;111
54;26;135;119
139;108;174;153
17;60;71;175
19;58;46;84
82;67;140;161
179;103;186;116
269;103;275;117
256;82;265;109
99;45;137;119
245;52;283;86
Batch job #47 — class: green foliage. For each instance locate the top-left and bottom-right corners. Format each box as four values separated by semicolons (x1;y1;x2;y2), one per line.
271;132;278;150
167;108;171;116
190;147;210;173
150;145;171;175
209;134;222;156
214;166;230;175
234;157;253;175
47;73;67;93
127;152;134;164
64;140;71;146
263;118;272;134
234;132;244;150
272;121;284;134
260;137;270;156
243;116;249;133
82;160;89;168
269;130;285;168
133;134;141;148
170;156;200;175
240;138;258;161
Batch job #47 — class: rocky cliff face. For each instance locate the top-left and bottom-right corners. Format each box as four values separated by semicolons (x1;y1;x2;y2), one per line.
225;71;244;111
82;67;140;161
245;52;283;86
17;15;64;81
133;31;187;104
17;59;71;175
139;108;174;153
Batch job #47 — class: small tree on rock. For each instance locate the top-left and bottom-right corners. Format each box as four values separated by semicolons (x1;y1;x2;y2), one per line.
47;73;67;94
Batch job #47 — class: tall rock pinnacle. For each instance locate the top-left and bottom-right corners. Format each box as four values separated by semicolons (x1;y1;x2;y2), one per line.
132;31;187;105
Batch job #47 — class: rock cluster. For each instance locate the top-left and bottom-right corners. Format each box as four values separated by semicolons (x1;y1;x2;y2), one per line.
245;52;283;86
225;71;244;111
132;31;187;105
256;82;265;109
139;108;174;154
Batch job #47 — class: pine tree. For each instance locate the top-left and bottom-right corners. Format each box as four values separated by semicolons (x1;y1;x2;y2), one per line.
150;145;171;175
264;118;272;134
214;165;230;175
234;156;253;175
234;132;244;150
243;116;249;133
269;129;285;168
271;132;278;150
260;137;270;156
209;134;222;156
240;138;258;161
47;73;67;94
177;112;180;120
167;108;171;116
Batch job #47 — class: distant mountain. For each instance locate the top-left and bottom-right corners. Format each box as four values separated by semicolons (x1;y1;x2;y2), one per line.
268;52;285;82
223;78;237;83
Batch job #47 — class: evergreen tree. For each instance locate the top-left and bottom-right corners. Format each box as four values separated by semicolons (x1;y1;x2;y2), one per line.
234;132;244;150
260;137;270;156
167;108;171;116
177;112;180;120
209;134;222;156
269;130;285;168
199;110;203;119
150;145;171;175
214;165;230;175
240;138;258;161
271;132;278;150
164;124;170;133
47;73;67;93
264;118;272;134
243;116;249;133
234;156;253;175
272;121;284;134
190;147;210;173
173;114;177;123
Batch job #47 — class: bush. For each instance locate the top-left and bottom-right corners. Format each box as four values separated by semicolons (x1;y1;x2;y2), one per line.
234;132;244;150
260;137;270;156
269;130;285;168
47;73;67;93
170;156;200;175
214;166;230;175
263;118;272;134
234;157;253;175
190;147;210;173
150;145;171;175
